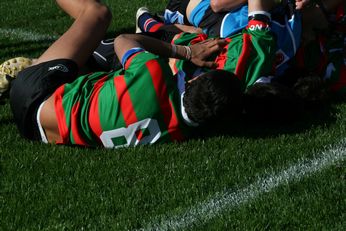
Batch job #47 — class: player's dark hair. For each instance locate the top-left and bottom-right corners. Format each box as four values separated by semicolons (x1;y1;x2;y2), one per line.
183;69;242;125
243;73;330;122
278;67;330;110
292;75;329;110
243;82;303;122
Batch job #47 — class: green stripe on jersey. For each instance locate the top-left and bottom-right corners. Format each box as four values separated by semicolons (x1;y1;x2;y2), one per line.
124;52;187;143
173;27;276;90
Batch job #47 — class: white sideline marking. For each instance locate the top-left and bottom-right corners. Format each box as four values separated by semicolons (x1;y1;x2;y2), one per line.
140;139;346;231
0;28;58;42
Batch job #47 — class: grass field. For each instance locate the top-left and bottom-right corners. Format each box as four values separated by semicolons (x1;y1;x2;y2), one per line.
1;0;346;230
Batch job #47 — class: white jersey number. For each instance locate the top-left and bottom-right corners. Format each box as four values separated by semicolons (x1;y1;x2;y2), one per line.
100;118;161;148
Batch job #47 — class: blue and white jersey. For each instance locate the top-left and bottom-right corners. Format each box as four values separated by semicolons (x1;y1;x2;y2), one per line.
188;0;210;27
219;5;248;38
271;5;302;75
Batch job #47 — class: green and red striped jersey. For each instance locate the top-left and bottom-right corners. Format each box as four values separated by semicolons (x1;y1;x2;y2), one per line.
171;19;277;91
53;52;192;148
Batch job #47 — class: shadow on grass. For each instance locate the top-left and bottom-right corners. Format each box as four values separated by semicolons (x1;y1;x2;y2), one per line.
195;102;339;140
0;28;134;61
0;99;13;121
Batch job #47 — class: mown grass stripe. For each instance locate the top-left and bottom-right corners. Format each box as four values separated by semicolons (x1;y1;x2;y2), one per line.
140;139;346;231
0;28;58;42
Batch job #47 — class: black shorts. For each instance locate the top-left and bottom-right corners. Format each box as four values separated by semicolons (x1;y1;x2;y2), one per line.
87;38;122;72
88;32;177;71
10;59;78;141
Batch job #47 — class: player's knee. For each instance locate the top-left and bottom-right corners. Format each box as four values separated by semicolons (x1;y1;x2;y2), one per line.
210;0;224;13
85;2;112;25
113;34;125;47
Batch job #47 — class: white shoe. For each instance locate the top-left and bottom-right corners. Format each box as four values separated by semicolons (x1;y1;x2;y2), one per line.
135;7;150;33
0;57;32;98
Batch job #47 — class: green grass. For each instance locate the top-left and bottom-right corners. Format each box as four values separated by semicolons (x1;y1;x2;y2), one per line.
1;1;346;230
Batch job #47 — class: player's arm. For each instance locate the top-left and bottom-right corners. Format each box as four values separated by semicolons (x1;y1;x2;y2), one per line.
210;0;247;13
166;24;203;34
248;0;275;13
113;34;228;69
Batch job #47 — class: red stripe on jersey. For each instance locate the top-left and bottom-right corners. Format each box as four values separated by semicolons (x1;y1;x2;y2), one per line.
235;33;252;80
113;75;145;140
113;75;138;125
88;76;108;142
215;37;231;70
54;85;69;144
167;100;183;141
190;34;208;45
171;32;184;44
70;101;88;146
124;52;142;70
146;59;184;141
135;129;145;141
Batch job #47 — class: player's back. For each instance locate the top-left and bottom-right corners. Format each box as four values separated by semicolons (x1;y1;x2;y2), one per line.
53;52;193;148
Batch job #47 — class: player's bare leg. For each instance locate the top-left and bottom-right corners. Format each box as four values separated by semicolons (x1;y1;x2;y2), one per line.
35;0;112;68
39;0;112;143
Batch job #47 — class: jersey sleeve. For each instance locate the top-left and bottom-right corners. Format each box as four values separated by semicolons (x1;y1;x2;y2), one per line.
121;47;145;69
123;50;173;83
123;50;161;72
228;19;277;90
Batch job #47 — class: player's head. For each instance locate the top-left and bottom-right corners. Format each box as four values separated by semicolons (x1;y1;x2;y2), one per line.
292;75;329;108
183;69;242;125
243;81;303;122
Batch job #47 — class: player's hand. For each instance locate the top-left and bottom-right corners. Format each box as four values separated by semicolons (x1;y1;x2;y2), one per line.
189;38;229;68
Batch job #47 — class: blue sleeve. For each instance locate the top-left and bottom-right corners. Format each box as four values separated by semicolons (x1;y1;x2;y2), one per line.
121;47;145;68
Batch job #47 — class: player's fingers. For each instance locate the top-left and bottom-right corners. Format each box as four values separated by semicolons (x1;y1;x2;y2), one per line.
198;39;213;45
212;38;229;47
204;39;228;51
205;41;227;55
198;38;216;46
200;61;218;69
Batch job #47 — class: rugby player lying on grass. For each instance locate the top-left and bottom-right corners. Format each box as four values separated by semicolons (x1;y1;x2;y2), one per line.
138;0;345;110
8;0;246;148
93;0;344;122
133;0;299;77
